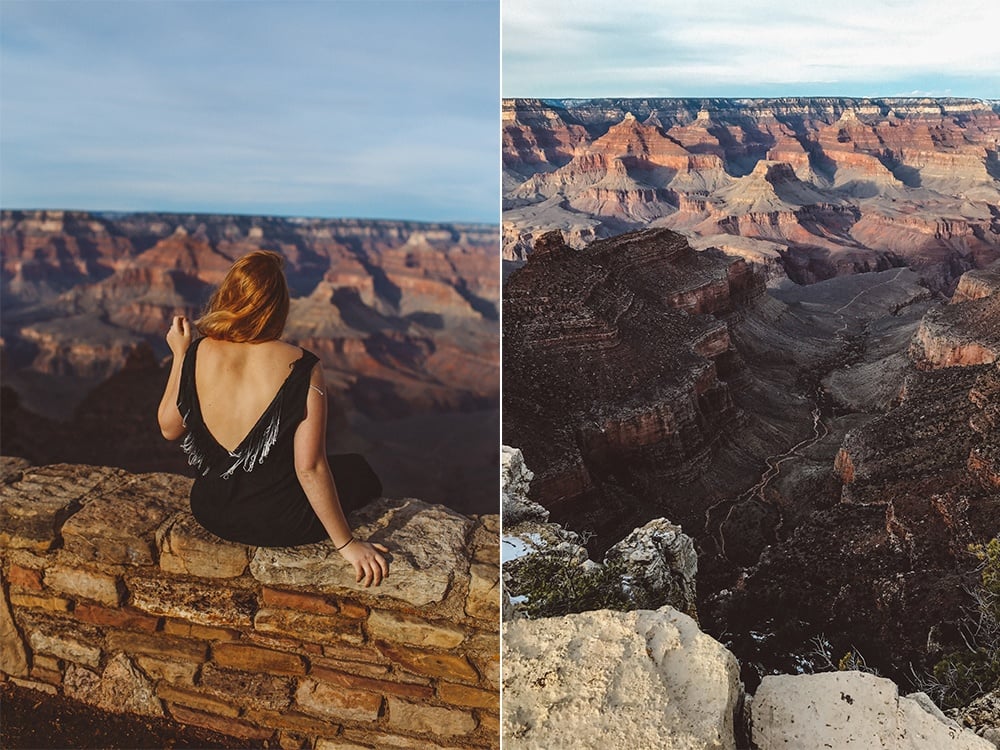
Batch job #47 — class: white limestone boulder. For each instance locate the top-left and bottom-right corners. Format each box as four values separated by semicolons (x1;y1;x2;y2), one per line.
502;606;740;749
752;671;994;749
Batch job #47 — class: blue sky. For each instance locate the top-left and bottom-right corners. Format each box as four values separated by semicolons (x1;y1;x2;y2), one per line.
503;0;1000;99
1;0;499;223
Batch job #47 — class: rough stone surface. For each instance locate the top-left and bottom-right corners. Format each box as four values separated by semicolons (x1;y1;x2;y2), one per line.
949;689;1000;747
250;498;473;607
63;654;163;717
0;569;29;676
503;606;740;749
385;697;476;737
465;562;501;620
28;628;102;668
199;662;294;712
126;575;257;627
294;678;383;723
0;464;126;550
62;473;189;564
156;511;250;578
501;447;548;526
604;518;699;617
367;611;466;649
752;671;993;749
253;608;363;646
44;565;122;606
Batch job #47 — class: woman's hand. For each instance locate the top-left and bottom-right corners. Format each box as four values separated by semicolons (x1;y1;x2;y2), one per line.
339;539;390;587
167;315;192;357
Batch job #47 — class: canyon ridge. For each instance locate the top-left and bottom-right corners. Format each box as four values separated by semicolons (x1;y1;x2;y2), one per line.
1;210;499;514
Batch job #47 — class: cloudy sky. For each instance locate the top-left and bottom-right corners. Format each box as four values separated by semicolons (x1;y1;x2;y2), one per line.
503;0;1000;99
1;0;499;223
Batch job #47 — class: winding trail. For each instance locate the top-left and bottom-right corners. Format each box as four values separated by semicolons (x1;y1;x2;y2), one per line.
706;268;908;562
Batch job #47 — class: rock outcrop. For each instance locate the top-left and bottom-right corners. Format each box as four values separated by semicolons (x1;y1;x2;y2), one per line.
502;607;741;750
503;98;1000;293
751;672;993;749
0;459;499;749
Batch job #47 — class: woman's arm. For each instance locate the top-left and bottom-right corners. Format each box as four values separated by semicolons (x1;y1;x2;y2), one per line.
294;361;389;587
157;316;192;440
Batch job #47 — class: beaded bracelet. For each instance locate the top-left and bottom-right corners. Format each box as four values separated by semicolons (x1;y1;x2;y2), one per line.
335;536;356;551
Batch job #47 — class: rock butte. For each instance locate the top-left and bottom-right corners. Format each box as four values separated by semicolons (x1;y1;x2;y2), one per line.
504;97;1000;294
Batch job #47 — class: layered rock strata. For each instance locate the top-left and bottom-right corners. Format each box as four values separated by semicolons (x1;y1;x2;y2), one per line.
503;228;768;540
504;98;1000;293
1;210;499;513
0;458;499;749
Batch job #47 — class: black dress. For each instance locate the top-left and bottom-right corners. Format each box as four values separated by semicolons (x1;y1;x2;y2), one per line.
177;337;381;547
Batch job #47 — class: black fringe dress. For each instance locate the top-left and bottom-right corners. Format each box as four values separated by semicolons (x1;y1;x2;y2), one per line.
177;337;380;547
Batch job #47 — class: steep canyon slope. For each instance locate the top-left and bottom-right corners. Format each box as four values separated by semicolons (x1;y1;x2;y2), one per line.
504;97;1000;293
1;210;499;513
502;226;999;687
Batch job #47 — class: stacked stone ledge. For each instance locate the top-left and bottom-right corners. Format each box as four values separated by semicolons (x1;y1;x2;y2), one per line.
0;457;500;750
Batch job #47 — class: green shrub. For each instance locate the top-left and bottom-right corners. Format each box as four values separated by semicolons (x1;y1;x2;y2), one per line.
927;539;1000;709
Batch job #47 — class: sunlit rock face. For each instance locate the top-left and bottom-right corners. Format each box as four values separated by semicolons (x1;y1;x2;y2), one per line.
1;210;499;513
503;98;1000;293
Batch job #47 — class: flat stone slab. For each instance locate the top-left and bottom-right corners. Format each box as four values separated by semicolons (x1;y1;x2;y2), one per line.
250;498;473;607
62;473;190;565
125;575;257;628
0;464;128;550
752;671;994;750
156;511;250;578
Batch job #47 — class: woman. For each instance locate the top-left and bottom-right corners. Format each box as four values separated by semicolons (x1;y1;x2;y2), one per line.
157;251;389;587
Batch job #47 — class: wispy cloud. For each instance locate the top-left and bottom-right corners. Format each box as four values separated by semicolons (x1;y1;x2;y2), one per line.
0;0;500;223
503;0;1000;98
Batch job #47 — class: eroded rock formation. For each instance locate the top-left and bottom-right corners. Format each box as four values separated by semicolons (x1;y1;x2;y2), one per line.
504;98;1000;293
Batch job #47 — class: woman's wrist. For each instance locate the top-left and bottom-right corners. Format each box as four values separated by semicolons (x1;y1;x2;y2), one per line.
335;536;356;552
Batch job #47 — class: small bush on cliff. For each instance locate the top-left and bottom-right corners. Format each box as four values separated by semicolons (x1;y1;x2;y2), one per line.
505;552;659;619
924;540;1000;709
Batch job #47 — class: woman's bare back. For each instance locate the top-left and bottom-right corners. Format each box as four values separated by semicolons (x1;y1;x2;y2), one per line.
194;338;305;452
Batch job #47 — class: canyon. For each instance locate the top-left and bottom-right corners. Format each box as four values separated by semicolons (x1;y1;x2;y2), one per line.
504;97;1000;293
1;210;499;514
502;224;1000;690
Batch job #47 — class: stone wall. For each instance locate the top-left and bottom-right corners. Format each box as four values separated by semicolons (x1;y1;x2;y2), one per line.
0;458;500;749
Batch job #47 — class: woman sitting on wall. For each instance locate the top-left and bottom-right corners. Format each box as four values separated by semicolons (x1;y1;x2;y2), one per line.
156;250;389;587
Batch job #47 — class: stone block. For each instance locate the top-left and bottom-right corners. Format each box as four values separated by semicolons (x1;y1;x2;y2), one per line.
166;704;275;741
7;564;43;590
126;575;257;628
30;666;63;685
161;619;240;641
385;697;477;737
135;655;198;686
294;678;383;723
106;630;208;663
309;665;435;701
243;707;341;739
9;676;57;695
250;498;472;607
61;473;189;564
157;683;240;718
261;587;339;615
8;592;72;612
211;642;306;676
0;456;31;484
29;629;102;668
465;562;500;620
310;655;391;680
74;603;159;633
0;570;29;677
367;610;466;649
199;662;294;712
0;465;126;550
376;643;479;683
253;607;364;646
45;566;122;606
436;682;498;710
156;511;250;578
64;654;163;717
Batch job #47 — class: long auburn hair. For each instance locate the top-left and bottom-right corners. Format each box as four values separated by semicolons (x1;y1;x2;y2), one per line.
195;251;290;342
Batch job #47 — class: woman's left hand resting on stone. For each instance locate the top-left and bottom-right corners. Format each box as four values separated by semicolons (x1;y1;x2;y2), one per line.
294;360;389;587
